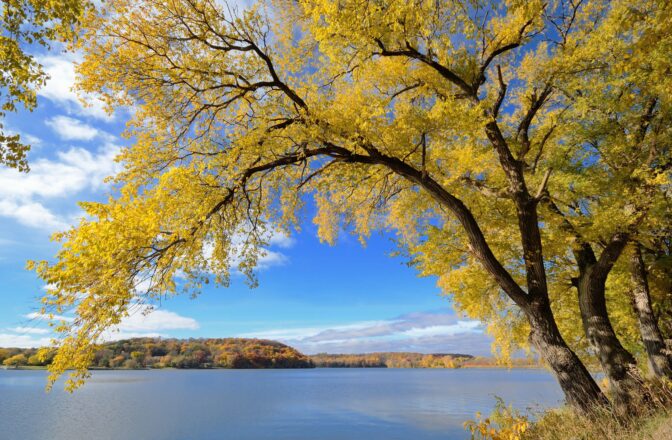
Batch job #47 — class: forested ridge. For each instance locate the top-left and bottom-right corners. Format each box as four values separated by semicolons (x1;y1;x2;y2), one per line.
0;338;313;369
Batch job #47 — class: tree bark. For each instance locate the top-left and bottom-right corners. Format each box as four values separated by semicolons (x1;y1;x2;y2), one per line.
404;157;609;411
526;298;610;412
630;244;672;379
577;266;643;406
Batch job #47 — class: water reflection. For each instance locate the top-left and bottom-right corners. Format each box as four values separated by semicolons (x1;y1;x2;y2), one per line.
0;368;563;440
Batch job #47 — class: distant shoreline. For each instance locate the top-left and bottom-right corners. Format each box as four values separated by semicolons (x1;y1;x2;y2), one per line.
2;364;546;371
1;337;543;371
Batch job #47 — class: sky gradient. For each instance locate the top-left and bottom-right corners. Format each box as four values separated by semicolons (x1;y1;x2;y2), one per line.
0;48;493;356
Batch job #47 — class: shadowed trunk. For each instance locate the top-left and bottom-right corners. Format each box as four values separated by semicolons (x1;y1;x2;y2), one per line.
577;267;643;406
526;298;610;412
630;244;672;379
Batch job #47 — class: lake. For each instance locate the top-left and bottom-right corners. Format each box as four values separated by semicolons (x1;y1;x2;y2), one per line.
0;368;563;440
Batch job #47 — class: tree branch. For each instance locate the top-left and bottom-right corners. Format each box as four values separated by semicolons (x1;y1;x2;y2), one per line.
374;39;476;100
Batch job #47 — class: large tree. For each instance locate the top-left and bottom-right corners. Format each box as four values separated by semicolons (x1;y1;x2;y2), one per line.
31;0;671;411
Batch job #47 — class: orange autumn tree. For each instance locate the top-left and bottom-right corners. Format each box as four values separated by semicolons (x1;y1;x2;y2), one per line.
30;0;672;412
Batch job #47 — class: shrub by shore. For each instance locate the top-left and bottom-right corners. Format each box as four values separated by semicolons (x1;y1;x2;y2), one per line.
465;379;672;440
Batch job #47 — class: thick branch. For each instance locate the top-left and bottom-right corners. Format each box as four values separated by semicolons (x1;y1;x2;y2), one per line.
326;141;530;306
374;39;476;99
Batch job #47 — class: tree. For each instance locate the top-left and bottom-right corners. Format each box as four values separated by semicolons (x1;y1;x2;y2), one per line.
629;243;672;378
0;0;87;171
3;353;27;367
30;0;671;411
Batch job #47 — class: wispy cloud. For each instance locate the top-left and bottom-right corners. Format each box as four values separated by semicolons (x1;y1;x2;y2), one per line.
7;326;50;335
0;333;53;349
24;312;74;322
239;310;492;355
99;305;199;342
0;145;121;231
116;305;200;332
11;306;200;348
200;228;295;274
37;54;114;121
46;116;103;141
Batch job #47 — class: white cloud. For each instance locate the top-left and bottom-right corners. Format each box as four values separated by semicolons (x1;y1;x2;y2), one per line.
200;228;292;274
400;321;481;338
268;230;295;248
256;249;288;268
0;333;53;348
37;54;113;121
0;145;121;230
46;116;101;141
0;199;70;230
9;307;198;347
7;326;50;335
240;320;392;341
98;306;198;341
24;312;74;322
26;307;199;332
116;306;200;332
239;310;491;355
101;331;166;342
23;133;43;147
0;145;119;200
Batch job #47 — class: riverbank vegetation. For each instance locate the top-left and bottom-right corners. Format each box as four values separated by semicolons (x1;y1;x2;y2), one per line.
310;352;472;368
309;353;541;369
466;380;672;440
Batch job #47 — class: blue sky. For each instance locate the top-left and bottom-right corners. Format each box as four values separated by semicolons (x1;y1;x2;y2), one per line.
0;48;492;356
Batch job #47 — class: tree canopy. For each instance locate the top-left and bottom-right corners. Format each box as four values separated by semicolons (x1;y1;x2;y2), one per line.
29;0;671;410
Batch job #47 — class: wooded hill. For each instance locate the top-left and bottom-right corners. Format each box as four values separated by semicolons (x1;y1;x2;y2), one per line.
1;338;313;369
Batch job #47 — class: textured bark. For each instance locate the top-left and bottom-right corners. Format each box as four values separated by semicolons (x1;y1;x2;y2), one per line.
630;245;672;378
483;120;609;410
526;299;610;412
577;267;643;405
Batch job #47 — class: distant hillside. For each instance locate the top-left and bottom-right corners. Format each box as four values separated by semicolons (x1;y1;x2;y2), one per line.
0;338;314;369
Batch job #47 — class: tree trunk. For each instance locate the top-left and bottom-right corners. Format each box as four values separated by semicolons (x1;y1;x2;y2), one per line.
630;244;672;379
526;299;609;412
577;268;643;406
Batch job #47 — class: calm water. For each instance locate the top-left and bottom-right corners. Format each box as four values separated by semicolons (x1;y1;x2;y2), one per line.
0;368;563;440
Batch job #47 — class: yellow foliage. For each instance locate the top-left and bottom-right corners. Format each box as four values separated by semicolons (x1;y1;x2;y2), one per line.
464;398;529;440
28;0;672;391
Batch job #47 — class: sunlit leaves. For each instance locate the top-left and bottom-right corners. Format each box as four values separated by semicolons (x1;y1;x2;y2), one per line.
30;0;672;388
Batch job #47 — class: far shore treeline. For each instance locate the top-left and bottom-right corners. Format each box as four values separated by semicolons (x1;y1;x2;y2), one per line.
0;338;312;369
0;337;537;370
